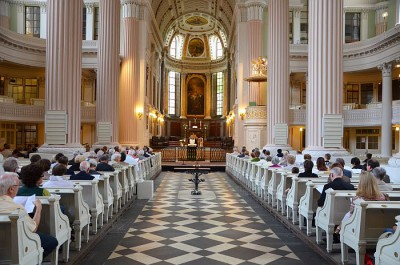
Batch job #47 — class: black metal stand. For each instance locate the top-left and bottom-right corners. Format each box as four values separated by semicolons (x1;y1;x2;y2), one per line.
187;164;209;195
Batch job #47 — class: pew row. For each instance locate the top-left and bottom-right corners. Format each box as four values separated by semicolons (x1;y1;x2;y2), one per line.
374;215;400;265
46;186;90;251
0;210;43;265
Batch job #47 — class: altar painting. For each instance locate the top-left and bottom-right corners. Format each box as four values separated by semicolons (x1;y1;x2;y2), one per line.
187;77;205;115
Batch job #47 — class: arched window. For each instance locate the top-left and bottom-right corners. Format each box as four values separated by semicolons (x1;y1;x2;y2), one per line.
216;72;224;115
209;35;224;60
170;35;183;59
168;71;180;115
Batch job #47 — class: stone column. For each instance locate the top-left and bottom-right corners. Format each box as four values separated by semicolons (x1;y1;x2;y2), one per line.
247;2;264;106
0;1;10;29
16;3;24;34
292;8;301;44
205;73;212;119
360;11;369;41
39;4;46;39
119;0;147;147
264;0;291;152
41;0;84;153
95;0;120;147
85;3;94;40
379;62;393;158
396;0;400;25
305;0;347;156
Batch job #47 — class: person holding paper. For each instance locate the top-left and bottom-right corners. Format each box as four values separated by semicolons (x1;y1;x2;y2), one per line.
17;163;50;196
0;172;58;258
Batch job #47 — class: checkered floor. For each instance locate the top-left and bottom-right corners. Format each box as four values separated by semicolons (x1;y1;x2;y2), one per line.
106;172;304;265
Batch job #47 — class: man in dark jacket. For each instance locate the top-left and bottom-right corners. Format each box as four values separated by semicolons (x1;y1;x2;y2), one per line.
317;167;355;207
95;154;115;172
71;161;94;180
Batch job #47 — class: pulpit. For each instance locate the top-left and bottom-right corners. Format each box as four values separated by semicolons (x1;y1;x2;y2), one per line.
187;146;197;160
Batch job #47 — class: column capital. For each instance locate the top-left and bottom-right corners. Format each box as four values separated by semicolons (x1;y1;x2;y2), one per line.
378;62;392;77
85;3;94;14
121;0;147;20
39;2;47;13
238;0;265;22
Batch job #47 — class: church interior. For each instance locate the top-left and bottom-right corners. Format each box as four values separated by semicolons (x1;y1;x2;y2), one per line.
1;0;400;264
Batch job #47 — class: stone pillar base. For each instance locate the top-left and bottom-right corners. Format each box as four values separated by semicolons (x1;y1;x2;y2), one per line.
388;154;400;167
92;142;120;150
38;143;85;160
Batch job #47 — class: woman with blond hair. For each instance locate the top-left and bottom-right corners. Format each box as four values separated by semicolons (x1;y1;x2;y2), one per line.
334;171;387;239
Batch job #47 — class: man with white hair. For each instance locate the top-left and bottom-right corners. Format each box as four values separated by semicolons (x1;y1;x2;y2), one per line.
317;167;355;207
70;161;94;180
124;150;139;165
0;172;58;257
2;157;19;174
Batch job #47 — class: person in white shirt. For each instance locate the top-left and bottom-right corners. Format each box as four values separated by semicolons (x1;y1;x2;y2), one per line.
42;164;74;188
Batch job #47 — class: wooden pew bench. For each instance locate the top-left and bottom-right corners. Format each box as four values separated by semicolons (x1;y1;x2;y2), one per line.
98;174;114;222
98;171;122;214
316;189;400;253
374;215;400;265
69;179;104;233
341;200;400;265
36;195;71;264
46;186;90;251
0;210;43;265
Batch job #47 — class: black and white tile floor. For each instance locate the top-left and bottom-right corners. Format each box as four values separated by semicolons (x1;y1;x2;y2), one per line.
99;172;328;265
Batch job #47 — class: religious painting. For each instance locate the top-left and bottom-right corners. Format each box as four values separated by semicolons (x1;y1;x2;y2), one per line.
187;77;205;115
188;38;205;57
185;16;208;26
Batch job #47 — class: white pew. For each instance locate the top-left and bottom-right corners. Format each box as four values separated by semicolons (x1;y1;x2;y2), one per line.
98;174;114;221
298;181;324;236
36;195;71;264
317;189;400;253
267;169;287;207
99;171;122;214
374;215;400;265
46;186;91;251
276;173;295;216
69;179;104;233
341;200;400;265
0;210;43;265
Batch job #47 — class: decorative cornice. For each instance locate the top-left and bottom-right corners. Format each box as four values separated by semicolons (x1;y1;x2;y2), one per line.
165;55;227;73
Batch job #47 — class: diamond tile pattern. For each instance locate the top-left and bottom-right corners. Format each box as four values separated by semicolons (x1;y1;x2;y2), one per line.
107;172;303;264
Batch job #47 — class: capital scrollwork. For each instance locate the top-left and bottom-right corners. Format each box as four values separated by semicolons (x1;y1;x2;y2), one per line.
378;62;392;76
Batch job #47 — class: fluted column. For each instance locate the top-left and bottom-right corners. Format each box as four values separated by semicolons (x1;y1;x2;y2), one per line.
247;3;264;106
264;0;291;151
40;4;46;39
360;11;368;41
42;0;83;150
95;0;120;146
305;0;347;156
84;3;94;40
0;1;10;29
292;8;301;44
119;1;147;147
379;63;393;158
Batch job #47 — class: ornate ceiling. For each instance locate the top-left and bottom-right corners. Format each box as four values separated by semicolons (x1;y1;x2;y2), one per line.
151;0;236;40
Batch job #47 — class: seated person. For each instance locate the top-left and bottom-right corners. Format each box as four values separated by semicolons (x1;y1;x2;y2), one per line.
42;164;74;188
17;163;50;196
371;167;393;191
283;155;296;170
250;150;261;162
0;173;58;258
88;159;101;175
324;153;332;167
69;155;86;172
30;154;41;164
350;157;363;169
58;155;76;177
317;167;355;207
316;157;328;172
335;158;352;178
95;154;115;172
71;161;94;180
298;160;318;178
269;156;281;168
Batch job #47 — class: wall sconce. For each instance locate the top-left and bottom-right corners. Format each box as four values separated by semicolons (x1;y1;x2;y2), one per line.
300;127;303;132
137;111;143;120
396;127;399;131
239;109;246;120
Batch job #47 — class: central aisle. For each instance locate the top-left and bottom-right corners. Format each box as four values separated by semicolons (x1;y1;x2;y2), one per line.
103;172;327;265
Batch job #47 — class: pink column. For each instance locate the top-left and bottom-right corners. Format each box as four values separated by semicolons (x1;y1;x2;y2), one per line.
96;0;120;145
119;2;147;147
247;19;263;105
265;0;290;150
305;0;346;155
44;0;83;147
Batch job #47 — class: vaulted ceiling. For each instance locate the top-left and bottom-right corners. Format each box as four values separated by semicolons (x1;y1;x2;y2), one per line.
151;0;236;39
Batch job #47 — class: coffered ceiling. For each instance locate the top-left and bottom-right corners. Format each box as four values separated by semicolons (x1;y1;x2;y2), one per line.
151;0;236;38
